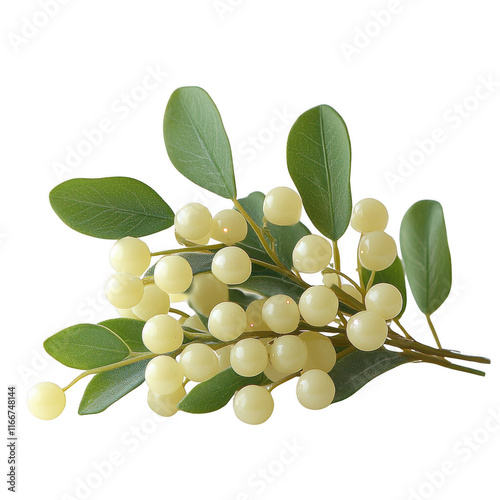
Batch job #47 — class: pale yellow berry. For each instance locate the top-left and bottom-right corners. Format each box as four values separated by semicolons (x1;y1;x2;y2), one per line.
230;338;268;377
299;331;337;372
145;356;184;395
179;344;219;382
27;382;66;420
154;255;193;294
115;307;140;319
216;345;233;372
299;286;339;327
351;198;389;233
105;273;144;309
296;369;335;410
347;311;388;351
183;315;207;332
269;335;308;373
365;283;403;320
175;203;212;241
263;187;302;226
292;235;332;273
189;273;229;317
322;271;340;289
109;237;151;276
342;284;363;303
233;385;274;425
147;386;186;417
245;299;269;332
169;292;188;303
132;284;170;321
264;362;290;382
188;233;211;245
142;314;183;354
211;209;248;244
211;246;252;285
262;295;300;334
208;302;247;341
358;231;397;271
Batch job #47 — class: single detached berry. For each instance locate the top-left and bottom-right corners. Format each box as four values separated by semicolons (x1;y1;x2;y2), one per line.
211;209;248;245
299;286;339;327
365;283;403;320
154;255;193;294
27;382;66;420
269;335;308;373
109;237;151;276
262;295;300;334
189;273;229;317
174;203;212;241
179;344;219;382
263;186;302;226
211;246;252;285
145;356;184;395
292;235;332;273
142;314;184;354
358;231;397;271
296;369;336;410
350;198;389;233
233;385;274;425
230;338;268;377
132;284;170;321
347;311;388;351
148;386;186;417
208;302;247;341
299;331;337;372
104;273;144;309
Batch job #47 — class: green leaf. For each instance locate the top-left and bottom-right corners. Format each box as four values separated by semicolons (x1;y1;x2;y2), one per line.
361;257;407;317
329;348;409;403
228;288;263;309
236;192;310;269
78;359;149;415
49;177;174;239
44;324;130;369
287;105;352;241
178;368;268;414
239;275;306;303
98;318;148;352
400;200;452;315
163;87;236;199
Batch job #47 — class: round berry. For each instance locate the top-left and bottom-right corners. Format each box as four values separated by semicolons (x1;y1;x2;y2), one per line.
358;231;397;271
132;284;170;321
183;315;207;332
145;356;184;395
347;311;388;351
147;385;186;417
365;283;403;320
230;338;268;377
322;271;340;289
299;331;337;372
264;362;290;382
351;198;389;233
263;187;302;226
299;286;339;327
211;246;252;285
208;302;247;341
189;273;229;317
233;385;274;425
245;299;269;332
142;314;183;354
296;369;335;410
175;203;212;241
109;237;151;276
342;283;363;303
27;382;66;420
262;295;300;334
116;307;140;319
269;335;308;373
105;273;144;309
154;255;193;294
180;344;219;382
216;345;233;372
292;235;332;273
211;209;248;245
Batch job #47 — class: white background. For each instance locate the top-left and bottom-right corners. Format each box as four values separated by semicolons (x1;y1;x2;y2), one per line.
1;1;499;499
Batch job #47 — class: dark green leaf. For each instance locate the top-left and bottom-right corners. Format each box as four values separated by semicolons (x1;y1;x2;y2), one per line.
329;348;409;403
98;318;148;352
228;288;263;309
178;368;268;414
400;200;452;315
44;324;130;369
163;87;236;199
287;105;352;241
361;257;407;317
239;275;306;303
78;359;149;415
49;177;174;239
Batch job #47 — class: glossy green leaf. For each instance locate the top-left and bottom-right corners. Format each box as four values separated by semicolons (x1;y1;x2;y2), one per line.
236;192;310;269
287;105;352;241
49;177;174;239
239;275;306;303
400;200;452;315
361;257;407;317
98;318;148;352
329;348;409;403
228;288;263;309
178;368;268;414
78;359;149;415
163;87;236;199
